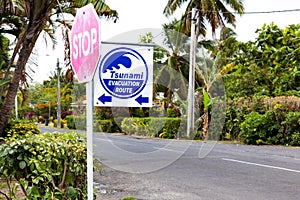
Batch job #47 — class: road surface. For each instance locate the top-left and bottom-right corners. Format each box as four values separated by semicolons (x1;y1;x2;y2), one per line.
93;133;300;200
39;127;300;199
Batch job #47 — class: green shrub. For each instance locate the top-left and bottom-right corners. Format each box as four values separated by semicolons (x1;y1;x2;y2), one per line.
130;108;145;117
121;117;183;139
121;118;158;136
111;117;123;133
239;112;269;145
166;107;181;118
66;115;75;129
53;119;66;128
97;120;113;132
222;100;251;141
5;120;40;137
66;115;86;130
290;132;300;146
284;112;300;135
239;111;284;145
0;132;88;199
158;118;182;139
223;96;300;142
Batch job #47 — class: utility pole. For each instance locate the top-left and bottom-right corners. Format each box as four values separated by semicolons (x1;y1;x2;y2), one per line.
57;58;61;128
187;8;197;138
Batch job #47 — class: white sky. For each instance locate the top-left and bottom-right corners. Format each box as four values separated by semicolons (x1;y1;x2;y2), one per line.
32;0;300;83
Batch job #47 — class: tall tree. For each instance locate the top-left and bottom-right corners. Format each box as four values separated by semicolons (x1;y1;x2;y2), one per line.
0;0;118;135
163;0;243;139
164;0;244;38
225;23;300;99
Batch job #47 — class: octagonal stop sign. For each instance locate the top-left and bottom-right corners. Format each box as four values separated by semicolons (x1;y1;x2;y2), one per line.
70;4;101;83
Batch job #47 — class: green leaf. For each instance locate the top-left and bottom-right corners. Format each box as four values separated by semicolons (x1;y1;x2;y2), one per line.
17;154;23;160
67;186;77;199
0;78;11;87
19;161;27;169
203;88;210;110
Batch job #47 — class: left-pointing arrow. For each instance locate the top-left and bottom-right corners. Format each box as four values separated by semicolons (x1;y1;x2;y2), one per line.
135;95;149;105
98;94;112;104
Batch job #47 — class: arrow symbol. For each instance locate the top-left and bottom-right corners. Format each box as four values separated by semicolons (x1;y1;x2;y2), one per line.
135;95;149;105
98;94;112;104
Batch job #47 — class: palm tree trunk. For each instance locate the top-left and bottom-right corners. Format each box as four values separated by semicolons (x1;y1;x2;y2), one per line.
0;23;41;135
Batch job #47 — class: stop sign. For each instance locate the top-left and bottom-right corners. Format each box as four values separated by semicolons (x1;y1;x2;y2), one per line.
70;4;101;83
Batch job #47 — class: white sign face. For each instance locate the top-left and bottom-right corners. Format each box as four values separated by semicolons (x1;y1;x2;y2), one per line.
94;45;153;107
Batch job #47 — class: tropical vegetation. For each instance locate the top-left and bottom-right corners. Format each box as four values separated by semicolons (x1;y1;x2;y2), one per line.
0;0;118;136
1;0;300;198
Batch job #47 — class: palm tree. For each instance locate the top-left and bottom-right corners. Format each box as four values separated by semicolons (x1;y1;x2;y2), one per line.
0;0;118;135
154;21;190;103
0;34;12;110
164;0;244;38
163;0;243;139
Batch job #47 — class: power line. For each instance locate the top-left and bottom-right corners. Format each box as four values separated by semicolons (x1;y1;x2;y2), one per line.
242;8;300;14
199;8;300;15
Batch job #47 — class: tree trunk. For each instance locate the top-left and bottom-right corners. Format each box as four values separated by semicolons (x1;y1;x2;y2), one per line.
202;108;209;139
0;23;41;135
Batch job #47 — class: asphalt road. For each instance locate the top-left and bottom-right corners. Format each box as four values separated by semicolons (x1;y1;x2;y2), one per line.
39;127;300;200
93;133;300;200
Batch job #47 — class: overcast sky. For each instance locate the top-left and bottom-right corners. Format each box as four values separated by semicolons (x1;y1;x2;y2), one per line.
33;0;300;83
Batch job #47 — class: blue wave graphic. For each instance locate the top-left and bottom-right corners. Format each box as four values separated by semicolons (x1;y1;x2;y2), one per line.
102;51;139;73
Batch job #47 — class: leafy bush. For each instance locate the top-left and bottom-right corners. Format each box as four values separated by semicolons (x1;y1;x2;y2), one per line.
166;107;181;118
53;119;67;128
158;118;182;139
239;111;279;145
96;120;113;132
283;112;300;136
283;112;300;145
121;117;183;139
222;102;249;140
0;132;88;199
223;96;300;142
121;118;157;136
7;123;40;137
290;132;300;146
239;110;300;145
3;119;40;138
66;115;75;129
130;108;145;118
66;115;86;130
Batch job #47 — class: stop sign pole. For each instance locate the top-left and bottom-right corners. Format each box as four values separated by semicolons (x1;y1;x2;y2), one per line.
70;4;101;199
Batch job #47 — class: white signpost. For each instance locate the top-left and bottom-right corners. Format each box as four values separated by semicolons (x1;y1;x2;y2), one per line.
70;4;100;199
94;44;153;107
70;4;153;199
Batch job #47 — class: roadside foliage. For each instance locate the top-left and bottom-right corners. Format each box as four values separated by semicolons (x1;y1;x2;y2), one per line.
0;131;88;199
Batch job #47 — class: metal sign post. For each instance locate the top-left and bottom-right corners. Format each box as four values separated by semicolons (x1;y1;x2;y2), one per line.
86;80;94;200
187;8;197;138
70;4;101;199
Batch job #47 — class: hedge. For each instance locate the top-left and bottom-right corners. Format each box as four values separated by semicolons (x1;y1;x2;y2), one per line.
121;117;185;139
223;96;300;145
239;111;300;145
0;132;89;199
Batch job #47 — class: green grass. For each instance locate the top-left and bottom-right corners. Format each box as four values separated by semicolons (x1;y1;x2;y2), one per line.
122;196;136;200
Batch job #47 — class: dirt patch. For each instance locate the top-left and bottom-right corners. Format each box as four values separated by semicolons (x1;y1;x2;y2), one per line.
94;165;142;200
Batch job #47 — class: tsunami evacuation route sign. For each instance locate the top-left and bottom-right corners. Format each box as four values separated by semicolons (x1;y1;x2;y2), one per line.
94;46;153;107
